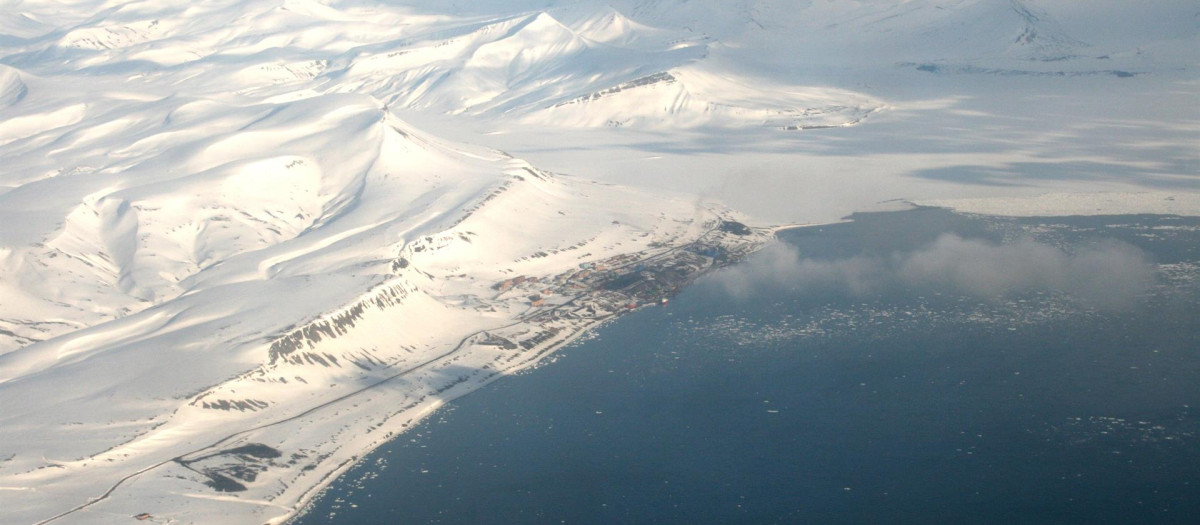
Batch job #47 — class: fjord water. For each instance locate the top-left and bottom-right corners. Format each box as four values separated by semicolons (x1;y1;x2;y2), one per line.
294;208;1200;525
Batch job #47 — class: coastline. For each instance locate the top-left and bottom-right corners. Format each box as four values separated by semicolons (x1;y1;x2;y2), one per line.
286;208;1200;525
280;220;874;523
15;197;1196;524
277;219;782;524
12;202;778;525
281;307;612;525
1;0;1195;522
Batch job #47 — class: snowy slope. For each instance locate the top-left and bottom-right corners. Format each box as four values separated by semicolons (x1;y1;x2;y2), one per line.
0;0;899;352
328;3;881;126
0;0;1196;524
527;66;881;129
0;2;767;523
445;0;1197;224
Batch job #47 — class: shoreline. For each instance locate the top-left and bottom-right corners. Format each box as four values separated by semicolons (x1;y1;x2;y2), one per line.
16;210;776;525
276;221;781;525
280;204;1200;524
281;210;1200;525
914;191;1200;218
282;310;613;525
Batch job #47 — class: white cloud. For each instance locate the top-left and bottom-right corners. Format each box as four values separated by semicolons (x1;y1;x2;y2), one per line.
713;234;1156;310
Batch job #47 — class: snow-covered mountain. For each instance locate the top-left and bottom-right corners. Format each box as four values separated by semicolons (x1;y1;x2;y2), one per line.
0;0;902;352
0;0;1195;523
611;0;1195;69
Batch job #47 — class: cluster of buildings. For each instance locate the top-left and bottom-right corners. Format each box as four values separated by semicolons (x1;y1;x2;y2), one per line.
477;219;768;362
495;246;717;316
494;220;764;319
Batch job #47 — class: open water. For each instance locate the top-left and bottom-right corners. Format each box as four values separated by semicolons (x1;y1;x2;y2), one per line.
294;208;1200;524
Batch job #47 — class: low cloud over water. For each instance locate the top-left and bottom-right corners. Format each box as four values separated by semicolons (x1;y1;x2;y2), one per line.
714;233;1156;310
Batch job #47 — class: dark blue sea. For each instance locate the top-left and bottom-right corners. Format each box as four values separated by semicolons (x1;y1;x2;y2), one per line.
294;208;1200;525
